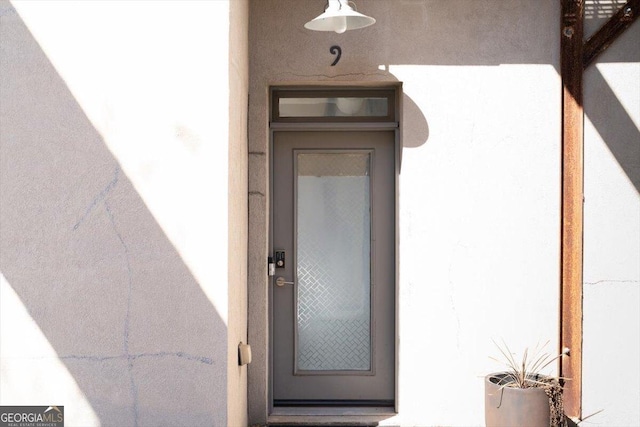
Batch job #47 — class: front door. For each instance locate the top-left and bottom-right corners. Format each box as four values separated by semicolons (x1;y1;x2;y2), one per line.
271;130;395;407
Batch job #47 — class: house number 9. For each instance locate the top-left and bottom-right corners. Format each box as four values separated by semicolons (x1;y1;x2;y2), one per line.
330;45;342;66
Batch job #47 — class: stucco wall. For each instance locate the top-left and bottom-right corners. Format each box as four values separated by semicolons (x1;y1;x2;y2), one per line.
582;12;640;427
228;0;250;426
248;1;561;425
0;1;247;426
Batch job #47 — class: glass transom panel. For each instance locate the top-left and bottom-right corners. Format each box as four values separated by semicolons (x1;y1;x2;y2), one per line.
279;97;388;118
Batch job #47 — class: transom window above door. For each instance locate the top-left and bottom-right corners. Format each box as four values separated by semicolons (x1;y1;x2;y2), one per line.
272;88;397;123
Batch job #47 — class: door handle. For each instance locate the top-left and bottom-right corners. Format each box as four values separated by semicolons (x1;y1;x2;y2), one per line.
275;277;295;287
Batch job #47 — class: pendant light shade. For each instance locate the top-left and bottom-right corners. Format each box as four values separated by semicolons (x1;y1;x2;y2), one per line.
304;0;376;34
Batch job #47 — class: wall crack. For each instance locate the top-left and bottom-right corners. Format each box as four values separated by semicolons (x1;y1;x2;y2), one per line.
104;198;138;427
285;72;381;79
584;279;639;286
60;352;214;365
73;167;120;230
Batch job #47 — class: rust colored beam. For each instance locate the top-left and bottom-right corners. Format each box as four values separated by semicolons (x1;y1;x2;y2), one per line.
560;0;584;420
584;0;640;68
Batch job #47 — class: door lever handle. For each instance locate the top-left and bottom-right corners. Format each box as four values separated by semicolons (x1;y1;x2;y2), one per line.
275;277;295;287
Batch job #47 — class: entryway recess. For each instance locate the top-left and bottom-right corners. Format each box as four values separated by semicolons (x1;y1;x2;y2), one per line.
269;87;399;412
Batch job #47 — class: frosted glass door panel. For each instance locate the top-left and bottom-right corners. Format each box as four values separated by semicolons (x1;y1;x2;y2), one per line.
272;130;395;403
296;152;372;372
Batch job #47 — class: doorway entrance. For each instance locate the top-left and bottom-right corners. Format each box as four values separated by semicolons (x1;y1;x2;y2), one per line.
269;88;398;408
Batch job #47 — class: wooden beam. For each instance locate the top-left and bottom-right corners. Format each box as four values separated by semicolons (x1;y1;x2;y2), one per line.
560;0;584;420
584;0;640;68
560;0;639;420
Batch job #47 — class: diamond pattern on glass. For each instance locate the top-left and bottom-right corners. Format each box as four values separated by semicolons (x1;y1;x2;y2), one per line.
296;152;371;371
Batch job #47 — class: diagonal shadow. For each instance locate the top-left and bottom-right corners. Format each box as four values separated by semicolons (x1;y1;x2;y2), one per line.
267;0;638;190
1;1;636;425
585;66;640;192
1;5;228;426
583;10;640;193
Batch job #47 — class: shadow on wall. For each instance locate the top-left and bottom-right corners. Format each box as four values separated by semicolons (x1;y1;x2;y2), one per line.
583;27;640;193
262;0;638;191
401;93;429;149
586;67;640;192
0;6;227;426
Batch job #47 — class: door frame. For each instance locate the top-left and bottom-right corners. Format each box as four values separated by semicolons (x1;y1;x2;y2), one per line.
265;86;401;420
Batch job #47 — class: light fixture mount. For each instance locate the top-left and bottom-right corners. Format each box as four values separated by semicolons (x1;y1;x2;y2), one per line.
304;0;376;34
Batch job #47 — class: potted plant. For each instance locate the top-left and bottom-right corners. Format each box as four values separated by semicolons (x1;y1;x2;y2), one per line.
485;340;566;427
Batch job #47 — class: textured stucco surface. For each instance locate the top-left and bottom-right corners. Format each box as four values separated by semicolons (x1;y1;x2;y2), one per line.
1;1;248;426
248;1;562;425
582;14;640;426
1;0;636;426
227;0;250;426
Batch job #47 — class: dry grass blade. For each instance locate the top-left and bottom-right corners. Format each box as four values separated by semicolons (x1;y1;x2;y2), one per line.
490;339;564;389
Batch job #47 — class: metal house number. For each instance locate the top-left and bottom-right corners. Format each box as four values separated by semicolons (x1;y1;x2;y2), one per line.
330;45;342;66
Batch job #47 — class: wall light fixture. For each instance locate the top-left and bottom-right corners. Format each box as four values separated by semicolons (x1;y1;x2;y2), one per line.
304;0;376;34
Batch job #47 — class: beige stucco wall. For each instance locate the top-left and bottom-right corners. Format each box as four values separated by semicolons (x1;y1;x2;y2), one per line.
248;1;561;425
228;0;250;426
0;1;248;426
582;13;640;427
